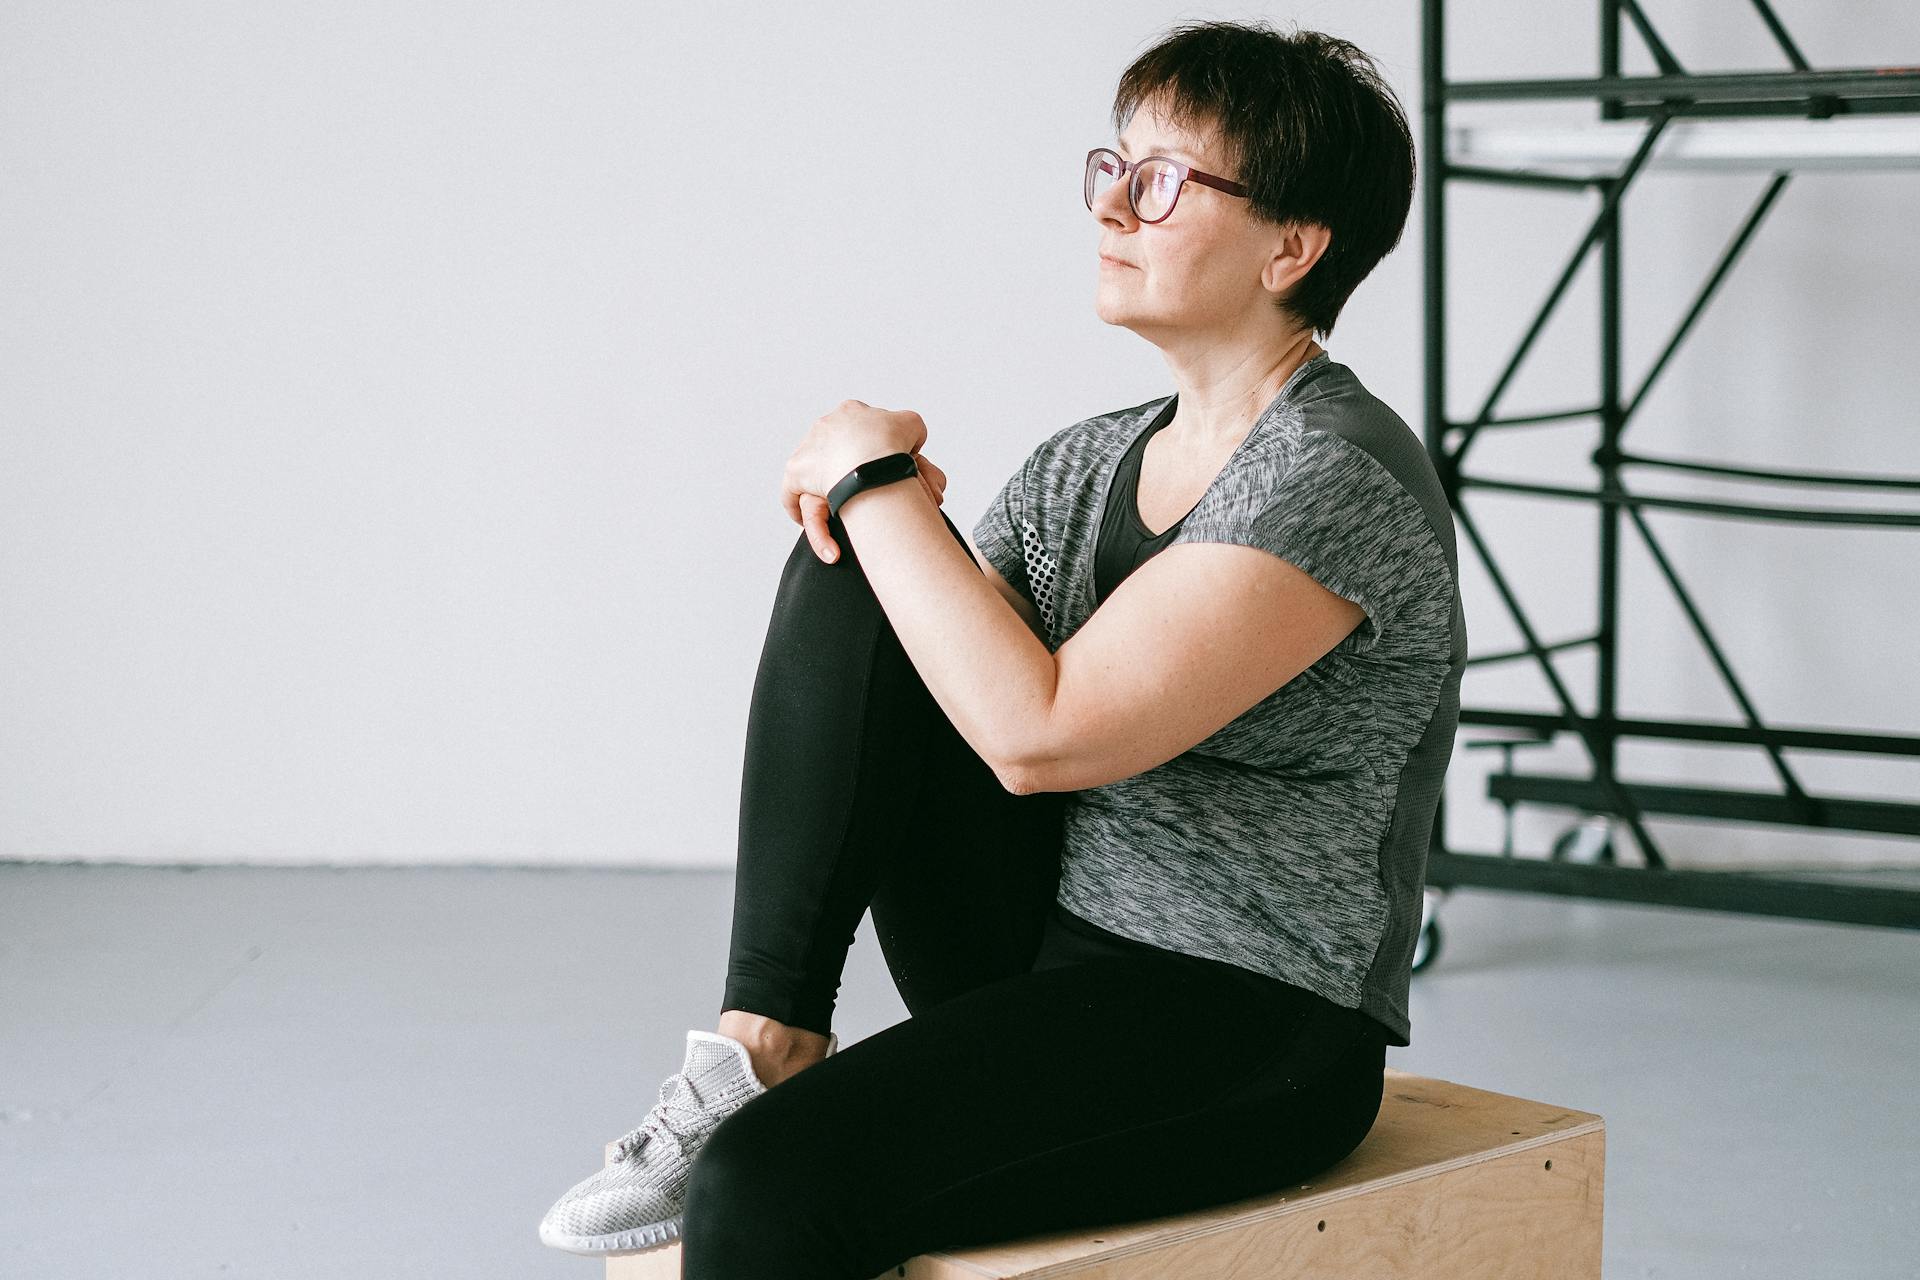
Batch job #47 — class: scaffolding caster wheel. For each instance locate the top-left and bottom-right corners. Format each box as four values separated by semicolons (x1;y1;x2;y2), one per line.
1412;885;1447;974
1551;814;1615;864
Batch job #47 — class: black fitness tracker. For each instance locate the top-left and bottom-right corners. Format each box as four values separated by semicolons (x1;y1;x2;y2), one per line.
826;451;919;520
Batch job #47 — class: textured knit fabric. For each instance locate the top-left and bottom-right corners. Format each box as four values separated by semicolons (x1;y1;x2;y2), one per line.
970;351;1465;1047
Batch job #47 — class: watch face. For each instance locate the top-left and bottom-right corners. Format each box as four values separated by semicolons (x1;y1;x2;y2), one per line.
863;453;914;479
831;453;916;519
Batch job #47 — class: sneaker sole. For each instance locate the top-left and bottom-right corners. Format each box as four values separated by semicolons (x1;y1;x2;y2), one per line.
539;1212;683;1256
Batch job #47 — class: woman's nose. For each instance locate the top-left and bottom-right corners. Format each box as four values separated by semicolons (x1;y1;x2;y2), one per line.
1094;181;1133;224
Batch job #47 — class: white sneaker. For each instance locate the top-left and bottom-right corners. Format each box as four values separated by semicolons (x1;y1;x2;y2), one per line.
538;1027;840;1256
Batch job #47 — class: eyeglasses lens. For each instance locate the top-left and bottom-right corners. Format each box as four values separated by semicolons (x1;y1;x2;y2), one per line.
1085;152;1180;222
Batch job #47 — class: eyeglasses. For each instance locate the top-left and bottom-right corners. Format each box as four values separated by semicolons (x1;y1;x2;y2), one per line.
1084;148;1249;224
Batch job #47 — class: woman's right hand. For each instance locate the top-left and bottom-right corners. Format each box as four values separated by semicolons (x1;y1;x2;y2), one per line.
796;450;947;564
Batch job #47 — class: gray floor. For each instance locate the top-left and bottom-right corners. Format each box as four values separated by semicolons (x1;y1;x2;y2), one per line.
2;863;1914;1280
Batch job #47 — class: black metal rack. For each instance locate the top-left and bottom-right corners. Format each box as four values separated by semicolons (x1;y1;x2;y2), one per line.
1418;0;1920;935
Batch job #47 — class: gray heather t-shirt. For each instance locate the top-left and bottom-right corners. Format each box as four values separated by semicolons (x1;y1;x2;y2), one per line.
971;351;1465;1047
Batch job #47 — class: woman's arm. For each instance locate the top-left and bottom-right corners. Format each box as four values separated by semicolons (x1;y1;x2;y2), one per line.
965;530;1047;644
835;478;1058;789
838;477;1364;796
795;402;1361;796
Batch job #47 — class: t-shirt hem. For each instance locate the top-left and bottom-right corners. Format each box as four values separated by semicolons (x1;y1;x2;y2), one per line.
1057;890;1398;1040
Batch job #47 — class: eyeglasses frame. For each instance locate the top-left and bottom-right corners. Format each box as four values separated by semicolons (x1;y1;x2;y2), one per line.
1084;147;1250;224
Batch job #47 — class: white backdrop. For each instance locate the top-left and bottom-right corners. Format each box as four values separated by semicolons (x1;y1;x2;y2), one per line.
4;0;1916;869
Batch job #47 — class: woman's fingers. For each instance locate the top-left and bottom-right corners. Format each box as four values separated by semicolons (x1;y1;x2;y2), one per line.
914;451;947;506
801;493;839;562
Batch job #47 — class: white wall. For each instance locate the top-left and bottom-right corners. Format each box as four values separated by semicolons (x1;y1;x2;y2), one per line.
3;0;1915;870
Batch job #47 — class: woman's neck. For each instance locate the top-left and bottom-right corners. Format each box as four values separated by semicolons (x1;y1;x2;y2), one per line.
1164;337;1323;450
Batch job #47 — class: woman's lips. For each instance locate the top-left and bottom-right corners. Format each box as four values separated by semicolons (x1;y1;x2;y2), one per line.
1100;256;1135;268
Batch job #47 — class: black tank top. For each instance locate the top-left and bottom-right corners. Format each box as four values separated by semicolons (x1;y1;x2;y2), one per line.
1093;395;1189;606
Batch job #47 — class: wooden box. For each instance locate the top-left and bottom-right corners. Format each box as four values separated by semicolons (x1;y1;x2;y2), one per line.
606;1065;1604;1279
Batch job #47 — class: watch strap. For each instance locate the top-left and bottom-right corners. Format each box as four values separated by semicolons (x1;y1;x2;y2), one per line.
827;451;919;520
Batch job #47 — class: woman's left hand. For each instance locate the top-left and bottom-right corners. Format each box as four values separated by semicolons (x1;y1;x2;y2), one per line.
780;400;928;529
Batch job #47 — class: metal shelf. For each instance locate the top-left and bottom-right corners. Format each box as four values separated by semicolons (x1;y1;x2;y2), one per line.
1449;115;1920;174
1419;0;1920;932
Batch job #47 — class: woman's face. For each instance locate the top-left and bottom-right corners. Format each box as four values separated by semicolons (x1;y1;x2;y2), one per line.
1092;99;1312;345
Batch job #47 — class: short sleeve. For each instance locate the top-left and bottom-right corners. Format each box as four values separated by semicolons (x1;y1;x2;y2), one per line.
971;457;1032;601
1173;430;1448;656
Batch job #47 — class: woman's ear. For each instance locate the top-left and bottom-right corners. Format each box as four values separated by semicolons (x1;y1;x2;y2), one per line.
1266;222;1333;294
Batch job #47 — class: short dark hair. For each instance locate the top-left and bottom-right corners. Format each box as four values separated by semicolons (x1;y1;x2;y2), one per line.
1110;19;1415;341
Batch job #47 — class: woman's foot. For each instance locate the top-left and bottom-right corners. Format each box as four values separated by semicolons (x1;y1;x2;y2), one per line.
537;1027;839;1256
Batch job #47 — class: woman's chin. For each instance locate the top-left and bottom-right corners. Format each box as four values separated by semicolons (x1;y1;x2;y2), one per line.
1092;290;1137;321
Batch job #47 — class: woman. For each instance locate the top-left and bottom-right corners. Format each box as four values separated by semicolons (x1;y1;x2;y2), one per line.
539;18;1465;1276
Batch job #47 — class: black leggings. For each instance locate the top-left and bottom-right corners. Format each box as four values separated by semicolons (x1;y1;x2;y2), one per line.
685;511;1387;1279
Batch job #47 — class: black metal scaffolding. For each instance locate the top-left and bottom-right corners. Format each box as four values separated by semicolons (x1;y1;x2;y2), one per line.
1420;0;1920;932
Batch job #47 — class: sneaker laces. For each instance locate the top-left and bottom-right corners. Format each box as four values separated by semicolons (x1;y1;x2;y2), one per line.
612;1067;710;1163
